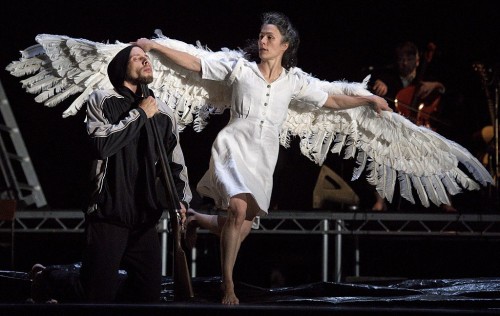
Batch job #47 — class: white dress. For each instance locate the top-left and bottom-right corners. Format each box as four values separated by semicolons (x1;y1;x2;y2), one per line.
196;57;328;216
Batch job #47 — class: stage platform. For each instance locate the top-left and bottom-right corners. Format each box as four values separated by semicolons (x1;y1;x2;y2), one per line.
2;270;500;315
2;209;500;314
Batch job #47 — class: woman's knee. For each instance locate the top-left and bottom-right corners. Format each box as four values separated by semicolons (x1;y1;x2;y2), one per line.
228;196;248;221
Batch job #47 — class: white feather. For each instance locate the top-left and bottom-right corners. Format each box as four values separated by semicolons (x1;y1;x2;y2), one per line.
352;150;367;181
430;175;451;205
383;165;397;203
411;176;430;207
398;172;415;204
440;173;462;196
420;176;440;206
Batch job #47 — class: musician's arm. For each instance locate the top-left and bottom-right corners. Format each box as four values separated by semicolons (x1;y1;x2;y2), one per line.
419;81;445;98
372;79;388;96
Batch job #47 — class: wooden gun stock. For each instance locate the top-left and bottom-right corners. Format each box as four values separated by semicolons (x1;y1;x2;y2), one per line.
171;213;194;300
142;84;194;301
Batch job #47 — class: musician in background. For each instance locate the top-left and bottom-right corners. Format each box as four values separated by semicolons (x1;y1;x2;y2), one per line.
369;41;456;212
371;41;445;117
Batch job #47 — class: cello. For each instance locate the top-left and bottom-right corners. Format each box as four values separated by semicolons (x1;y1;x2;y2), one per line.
395;42;441;129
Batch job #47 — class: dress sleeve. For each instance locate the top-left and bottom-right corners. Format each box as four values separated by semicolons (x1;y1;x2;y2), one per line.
200;57;243;83
292;71;329;108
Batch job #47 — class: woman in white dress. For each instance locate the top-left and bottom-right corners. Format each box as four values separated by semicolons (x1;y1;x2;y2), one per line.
135;12;390;304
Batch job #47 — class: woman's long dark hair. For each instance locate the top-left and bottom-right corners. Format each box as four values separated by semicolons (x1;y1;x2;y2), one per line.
243;12;300;70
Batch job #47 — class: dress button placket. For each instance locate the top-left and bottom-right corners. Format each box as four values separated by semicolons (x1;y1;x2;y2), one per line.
262;85;271;121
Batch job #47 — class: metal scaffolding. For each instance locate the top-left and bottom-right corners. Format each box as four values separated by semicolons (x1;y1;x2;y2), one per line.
2;209;500;281
4;210;500;236
0;80;46;208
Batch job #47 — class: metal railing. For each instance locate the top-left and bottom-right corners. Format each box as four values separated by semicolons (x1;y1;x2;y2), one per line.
2;209;500;281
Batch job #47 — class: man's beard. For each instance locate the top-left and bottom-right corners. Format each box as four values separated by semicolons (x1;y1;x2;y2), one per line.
126;74;154;85
399;66;413;78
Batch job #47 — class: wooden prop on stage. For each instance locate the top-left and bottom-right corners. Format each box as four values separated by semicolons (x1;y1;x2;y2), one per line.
142;84;194;301
313;165;359;209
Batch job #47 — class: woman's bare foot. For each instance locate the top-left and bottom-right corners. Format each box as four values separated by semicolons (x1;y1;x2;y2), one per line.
183;209;198;249
221;282;239;305
222;291;239;305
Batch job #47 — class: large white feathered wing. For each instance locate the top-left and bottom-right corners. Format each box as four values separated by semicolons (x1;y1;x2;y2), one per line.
281;70;493;207
6;34;125;118
5;32;242;130
7;34;492;207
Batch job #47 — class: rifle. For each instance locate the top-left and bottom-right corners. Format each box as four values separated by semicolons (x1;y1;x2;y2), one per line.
142;84;194;301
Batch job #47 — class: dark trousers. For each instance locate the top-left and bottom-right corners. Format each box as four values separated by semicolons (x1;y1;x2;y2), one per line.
79;221;162;303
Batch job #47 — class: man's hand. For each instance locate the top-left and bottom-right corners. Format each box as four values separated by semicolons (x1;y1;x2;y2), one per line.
139;96;158;118
179;202;187;228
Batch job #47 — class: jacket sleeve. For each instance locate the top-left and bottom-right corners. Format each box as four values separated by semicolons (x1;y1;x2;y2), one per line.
86;90;148;159
159;102;192;207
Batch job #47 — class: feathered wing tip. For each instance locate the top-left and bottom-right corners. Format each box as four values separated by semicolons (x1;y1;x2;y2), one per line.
5;34;118;117
444;136;493;187
7;32;240;124
5;45;46;77
282;73;493;208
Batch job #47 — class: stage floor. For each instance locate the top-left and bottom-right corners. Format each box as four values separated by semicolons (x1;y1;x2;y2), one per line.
2;267;500;315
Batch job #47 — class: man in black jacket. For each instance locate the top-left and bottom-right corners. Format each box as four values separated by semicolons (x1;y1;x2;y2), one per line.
81;45;192;302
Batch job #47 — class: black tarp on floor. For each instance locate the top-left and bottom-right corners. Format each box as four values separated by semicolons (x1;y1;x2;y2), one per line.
2;264;500;315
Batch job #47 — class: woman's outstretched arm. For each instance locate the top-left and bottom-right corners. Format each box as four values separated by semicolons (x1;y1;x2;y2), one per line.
135;38;202;72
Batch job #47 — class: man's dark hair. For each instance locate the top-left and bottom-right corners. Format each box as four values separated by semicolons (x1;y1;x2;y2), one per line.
395;41;419;58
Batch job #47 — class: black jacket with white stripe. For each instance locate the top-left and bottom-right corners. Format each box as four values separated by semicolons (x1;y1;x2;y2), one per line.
85;86;191;228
